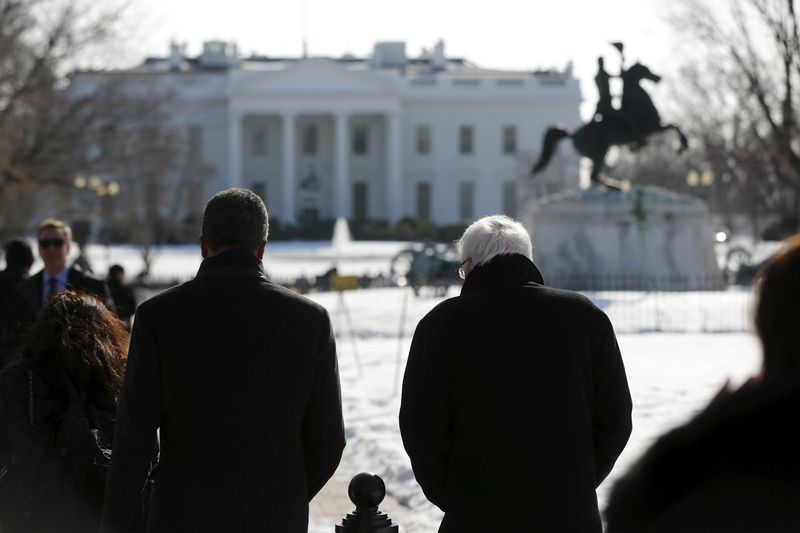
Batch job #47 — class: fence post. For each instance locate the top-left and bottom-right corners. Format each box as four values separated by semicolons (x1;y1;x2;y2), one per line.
335;472;399;532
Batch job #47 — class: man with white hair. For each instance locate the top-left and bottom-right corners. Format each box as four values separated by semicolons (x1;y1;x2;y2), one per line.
400;215;632;532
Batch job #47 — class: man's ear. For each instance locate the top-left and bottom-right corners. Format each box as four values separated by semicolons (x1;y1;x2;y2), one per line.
200;237;210;259
256;240;266;260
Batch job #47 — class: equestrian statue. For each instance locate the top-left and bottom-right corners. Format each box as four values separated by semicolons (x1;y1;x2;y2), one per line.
531;43;688;188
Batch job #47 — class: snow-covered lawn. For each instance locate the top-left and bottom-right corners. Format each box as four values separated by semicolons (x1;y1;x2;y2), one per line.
73;241;411;283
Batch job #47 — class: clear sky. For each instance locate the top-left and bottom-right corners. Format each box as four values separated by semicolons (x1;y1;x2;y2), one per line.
133;0;680;120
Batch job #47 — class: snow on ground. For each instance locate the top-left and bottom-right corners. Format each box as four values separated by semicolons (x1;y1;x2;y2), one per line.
21;242;760;532
2;240;411;284
74;241;411;283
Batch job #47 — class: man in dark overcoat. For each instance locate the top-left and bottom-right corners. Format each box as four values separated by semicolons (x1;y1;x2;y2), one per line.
400;215;632;532
3;220;108;368
100;189;345;533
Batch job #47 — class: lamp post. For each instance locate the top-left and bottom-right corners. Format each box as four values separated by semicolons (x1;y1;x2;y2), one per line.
686;169;715;204
73;174;121;267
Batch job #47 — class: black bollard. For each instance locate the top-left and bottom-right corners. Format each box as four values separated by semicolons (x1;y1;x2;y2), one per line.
335;472;399;533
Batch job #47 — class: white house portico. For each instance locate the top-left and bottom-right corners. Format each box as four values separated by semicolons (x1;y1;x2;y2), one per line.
72;40;581;226
226;59;405;224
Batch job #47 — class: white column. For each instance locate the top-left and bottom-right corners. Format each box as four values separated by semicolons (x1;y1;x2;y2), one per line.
228;111;242;188
386;112;403;221
281;112;296;224
334;112;350;218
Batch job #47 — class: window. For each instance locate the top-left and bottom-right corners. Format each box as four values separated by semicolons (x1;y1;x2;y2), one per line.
188;125;203;155
353;182;368;221
301;208;319;225
416;182;431;220
353;125;369;155
459;182;474;220
251;182;267;203
503;126;517;154
416;125;431;155
459;126;473;155
251;126;267;156
302;125;318;155
503;181;517;218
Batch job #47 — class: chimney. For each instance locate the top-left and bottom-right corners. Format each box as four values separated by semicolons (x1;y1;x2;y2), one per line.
371;42;407;69
432;40;446;72
169;40;183;71
231;42;240;67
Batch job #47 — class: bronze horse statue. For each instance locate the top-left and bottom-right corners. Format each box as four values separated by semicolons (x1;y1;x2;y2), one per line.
531;62;688;187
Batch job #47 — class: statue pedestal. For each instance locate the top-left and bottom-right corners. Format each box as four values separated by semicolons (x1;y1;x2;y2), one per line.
524;185;723;290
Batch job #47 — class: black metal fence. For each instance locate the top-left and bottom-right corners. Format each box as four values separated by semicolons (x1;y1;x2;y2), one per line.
546;273;727;292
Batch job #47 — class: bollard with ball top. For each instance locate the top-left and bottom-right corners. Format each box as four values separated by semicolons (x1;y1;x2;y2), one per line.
335;472;399;532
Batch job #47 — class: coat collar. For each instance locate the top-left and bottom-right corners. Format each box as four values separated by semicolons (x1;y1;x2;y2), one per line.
461;253;544;295
195;249;268;281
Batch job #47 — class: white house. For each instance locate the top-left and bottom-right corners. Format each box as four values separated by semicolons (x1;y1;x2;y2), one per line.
74;40;581;226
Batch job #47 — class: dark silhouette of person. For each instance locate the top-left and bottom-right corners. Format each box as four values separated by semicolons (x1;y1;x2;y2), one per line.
605;234;800;532
0;239;34;301
0;239;34;369
0;291;129;532
101;188;345;533
400;215;632;532
106;264;136;328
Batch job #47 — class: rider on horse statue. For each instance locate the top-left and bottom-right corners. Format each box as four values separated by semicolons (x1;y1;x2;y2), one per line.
532;43;688;189
594;56;642;149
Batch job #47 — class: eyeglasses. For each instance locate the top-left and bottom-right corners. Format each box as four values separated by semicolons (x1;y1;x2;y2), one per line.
457;259;469;280
38;238;65;249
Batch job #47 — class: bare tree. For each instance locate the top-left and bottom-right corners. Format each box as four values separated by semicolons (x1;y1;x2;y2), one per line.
76;83;183;277
667;0;800;237
0;0;208;279
0;0;131;239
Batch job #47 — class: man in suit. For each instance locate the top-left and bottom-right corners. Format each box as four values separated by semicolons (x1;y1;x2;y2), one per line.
3;219;108;368
400;215;632;532
101;188;345;533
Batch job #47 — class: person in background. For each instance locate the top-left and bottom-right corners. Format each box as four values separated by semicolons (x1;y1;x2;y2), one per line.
4;219;109;364
605;234;800;532
106;264;137;328
400;215;632;532
0;239;34;301
0;239;35;369
101;188;345;533
0;291;128;532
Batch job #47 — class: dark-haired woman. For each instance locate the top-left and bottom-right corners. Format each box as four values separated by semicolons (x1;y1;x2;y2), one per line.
0;290;128;533
605;234;800;532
